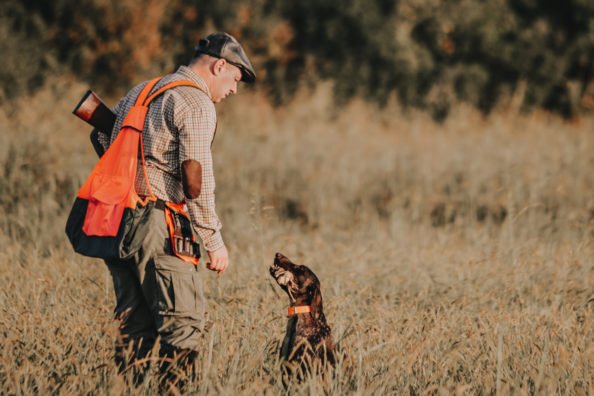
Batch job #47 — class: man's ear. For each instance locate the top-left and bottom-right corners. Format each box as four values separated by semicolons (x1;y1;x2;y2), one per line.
212;58;227;77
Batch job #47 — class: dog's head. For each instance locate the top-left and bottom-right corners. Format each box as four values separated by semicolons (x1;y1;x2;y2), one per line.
269;252;323;309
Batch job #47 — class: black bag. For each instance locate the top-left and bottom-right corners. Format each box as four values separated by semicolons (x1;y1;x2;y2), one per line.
65;198;156;260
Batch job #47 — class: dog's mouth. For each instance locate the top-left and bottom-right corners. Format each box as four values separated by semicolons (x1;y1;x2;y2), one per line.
271;266;294;286
270;265;298;302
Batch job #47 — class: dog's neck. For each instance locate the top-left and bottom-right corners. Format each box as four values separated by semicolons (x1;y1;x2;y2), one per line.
294;287;323;316
288;305;311;316
281;303;331;360
288;292;330;335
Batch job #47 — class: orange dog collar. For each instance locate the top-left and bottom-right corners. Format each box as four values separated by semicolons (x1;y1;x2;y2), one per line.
287;305;311;316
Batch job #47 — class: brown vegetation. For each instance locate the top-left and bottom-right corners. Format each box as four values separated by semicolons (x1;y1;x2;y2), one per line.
0;78;592;394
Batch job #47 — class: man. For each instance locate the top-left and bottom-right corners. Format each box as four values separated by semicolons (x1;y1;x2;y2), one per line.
91;32;255;388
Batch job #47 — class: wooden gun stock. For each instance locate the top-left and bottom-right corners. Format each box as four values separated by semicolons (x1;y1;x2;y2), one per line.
72;90;116;135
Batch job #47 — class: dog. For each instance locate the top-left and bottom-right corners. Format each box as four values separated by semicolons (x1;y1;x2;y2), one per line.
269;252;335;379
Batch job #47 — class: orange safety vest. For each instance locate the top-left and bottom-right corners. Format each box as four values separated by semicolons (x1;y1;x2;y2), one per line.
76;78;200;236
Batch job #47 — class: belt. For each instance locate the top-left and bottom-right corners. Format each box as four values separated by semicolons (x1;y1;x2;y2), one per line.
137;195;167;210
139;196;185;212
154;198;166;210
151;198;186;212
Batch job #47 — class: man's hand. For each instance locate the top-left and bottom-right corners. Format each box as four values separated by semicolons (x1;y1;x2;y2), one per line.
206;245;229;273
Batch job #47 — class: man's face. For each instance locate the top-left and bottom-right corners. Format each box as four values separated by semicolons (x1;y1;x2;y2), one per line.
211;59;241;103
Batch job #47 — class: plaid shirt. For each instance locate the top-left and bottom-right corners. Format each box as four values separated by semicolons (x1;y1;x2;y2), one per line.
97;66;224;251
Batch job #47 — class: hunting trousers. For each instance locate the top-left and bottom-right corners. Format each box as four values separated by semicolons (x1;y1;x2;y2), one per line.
104;204;206;384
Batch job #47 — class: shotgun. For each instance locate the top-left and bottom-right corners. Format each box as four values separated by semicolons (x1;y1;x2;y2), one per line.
72;90;116;134
73;90;116;157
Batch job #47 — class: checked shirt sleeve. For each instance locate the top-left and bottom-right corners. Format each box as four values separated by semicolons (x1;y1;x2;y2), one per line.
176;95;224;251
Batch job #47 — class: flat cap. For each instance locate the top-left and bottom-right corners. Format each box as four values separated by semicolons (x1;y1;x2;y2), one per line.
194;32;256;83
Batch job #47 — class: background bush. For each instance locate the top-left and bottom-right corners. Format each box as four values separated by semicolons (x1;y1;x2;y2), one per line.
2;0;593;118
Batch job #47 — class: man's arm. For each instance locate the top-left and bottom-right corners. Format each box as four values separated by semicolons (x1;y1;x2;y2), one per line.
182;150;225;252
181;158;228;272
176;94;228;271
182;159;202;199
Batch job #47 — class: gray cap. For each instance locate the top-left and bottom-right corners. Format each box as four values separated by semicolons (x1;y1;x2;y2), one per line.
194;32;256;83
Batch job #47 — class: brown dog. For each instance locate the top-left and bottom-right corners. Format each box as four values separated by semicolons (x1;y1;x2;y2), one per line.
269;252;335;378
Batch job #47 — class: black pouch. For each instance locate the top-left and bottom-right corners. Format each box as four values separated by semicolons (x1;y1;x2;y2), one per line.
65;198;155;260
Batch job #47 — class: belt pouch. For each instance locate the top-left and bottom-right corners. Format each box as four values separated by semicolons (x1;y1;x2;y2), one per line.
163;204;200;264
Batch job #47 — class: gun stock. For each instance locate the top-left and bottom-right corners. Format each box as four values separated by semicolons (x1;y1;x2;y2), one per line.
72;90;116;136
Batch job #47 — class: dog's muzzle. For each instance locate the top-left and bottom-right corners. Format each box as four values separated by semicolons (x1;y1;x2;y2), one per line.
270;266;294;286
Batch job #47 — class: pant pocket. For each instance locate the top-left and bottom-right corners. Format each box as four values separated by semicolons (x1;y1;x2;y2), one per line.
154;266;175;314
153;254;205;319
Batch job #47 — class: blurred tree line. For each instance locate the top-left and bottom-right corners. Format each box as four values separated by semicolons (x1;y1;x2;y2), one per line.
1;0;593;119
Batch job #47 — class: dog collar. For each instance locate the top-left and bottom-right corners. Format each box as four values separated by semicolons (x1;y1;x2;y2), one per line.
287;305;311;316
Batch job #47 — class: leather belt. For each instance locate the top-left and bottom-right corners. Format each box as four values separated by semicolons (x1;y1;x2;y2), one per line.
138;196;167;210
154;198;166;210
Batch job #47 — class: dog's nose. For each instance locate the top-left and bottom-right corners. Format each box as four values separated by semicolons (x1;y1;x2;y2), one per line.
275;252;283;259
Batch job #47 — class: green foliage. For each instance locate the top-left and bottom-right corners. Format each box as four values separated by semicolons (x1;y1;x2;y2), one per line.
277;0;594;118
2;0;593;118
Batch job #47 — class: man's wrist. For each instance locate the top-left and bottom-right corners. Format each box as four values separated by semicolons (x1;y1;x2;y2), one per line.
204;231;225;252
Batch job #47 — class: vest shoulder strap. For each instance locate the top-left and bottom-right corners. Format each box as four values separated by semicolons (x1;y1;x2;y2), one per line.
143;79;206;106
135;77;161;106
133;78;206;108
122;78;206;132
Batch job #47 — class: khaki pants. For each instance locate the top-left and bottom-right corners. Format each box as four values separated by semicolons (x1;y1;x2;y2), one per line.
104;205;206;381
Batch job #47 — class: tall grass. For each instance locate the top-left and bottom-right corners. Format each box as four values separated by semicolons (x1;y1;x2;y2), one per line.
0;79;592;394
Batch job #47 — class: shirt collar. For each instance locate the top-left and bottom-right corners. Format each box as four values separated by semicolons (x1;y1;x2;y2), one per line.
175;65;212;100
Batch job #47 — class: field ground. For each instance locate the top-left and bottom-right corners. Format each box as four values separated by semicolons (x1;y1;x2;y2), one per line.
0;78;592;394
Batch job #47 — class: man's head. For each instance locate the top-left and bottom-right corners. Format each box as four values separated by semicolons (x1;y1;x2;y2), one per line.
189;32;255;103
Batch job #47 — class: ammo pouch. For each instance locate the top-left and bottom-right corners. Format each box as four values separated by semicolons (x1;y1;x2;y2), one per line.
161;201;201;265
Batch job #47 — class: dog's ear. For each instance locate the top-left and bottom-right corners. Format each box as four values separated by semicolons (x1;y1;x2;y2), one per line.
307;281;324;320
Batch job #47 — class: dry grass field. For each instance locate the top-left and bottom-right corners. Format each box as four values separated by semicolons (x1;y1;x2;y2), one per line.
0;78;592;395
